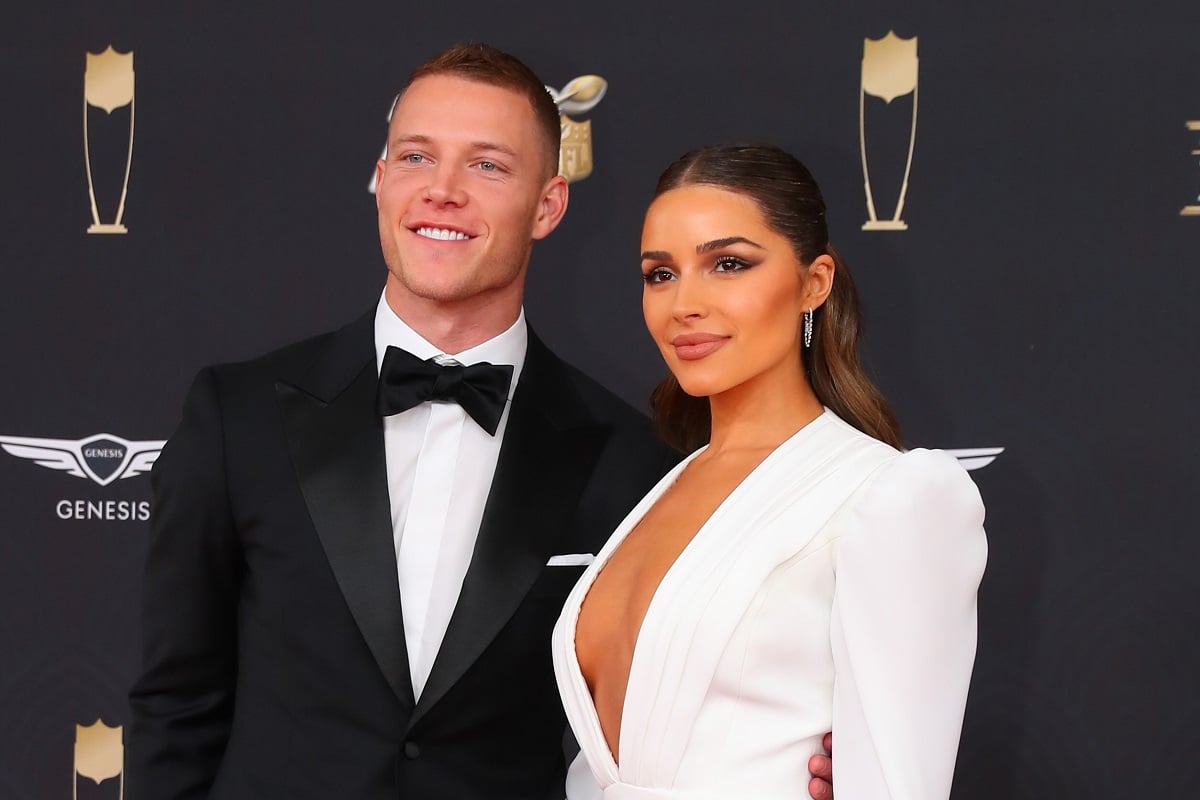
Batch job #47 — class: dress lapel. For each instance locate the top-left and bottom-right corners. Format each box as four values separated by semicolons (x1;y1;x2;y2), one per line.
276;312;415;710
409;333;609;728
618;415;895;781
551;451;702;786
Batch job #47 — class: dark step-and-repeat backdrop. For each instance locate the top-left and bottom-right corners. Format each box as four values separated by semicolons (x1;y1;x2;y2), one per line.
1;2;1197;798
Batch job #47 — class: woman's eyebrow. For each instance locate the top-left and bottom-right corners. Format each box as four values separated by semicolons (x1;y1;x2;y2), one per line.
697;236;764;254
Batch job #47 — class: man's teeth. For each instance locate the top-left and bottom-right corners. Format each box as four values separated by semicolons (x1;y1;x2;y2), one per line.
416;227;470;241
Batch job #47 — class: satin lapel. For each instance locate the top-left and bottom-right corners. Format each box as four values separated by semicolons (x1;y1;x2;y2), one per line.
276;315;415;710
409;335;607;728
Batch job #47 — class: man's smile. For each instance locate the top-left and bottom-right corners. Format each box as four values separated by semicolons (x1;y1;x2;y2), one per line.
412;225;476;241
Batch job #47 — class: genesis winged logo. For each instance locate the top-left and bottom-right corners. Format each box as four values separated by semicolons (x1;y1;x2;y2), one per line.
945;447;1004;471
1182;119;1200;216
0;433;164;486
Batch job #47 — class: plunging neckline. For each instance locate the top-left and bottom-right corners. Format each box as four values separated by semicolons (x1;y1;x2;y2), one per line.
565;411;832;774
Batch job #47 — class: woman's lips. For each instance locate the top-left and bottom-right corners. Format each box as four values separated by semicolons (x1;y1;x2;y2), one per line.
671;333;729;361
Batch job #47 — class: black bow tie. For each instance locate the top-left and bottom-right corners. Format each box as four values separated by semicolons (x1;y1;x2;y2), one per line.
376;345;514;436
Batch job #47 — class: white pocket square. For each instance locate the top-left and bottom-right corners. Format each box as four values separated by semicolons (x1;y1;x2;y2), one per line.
546;553;594;567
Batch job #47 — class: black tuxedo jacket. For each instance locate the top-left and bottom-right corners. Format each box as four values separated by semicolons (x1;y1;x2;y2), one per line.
128;311;676;800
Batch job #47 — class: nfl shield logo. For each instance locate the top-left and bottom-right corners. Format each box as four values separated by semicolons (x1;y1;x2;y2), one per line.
75;719;123;785
559;117;594;183
85;46;134;114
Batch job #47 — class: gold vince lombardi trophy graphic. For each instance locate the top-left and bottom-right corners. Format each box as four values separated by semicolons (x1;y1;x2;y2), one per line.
1182;119;1200;216
860;31;918;231
547;75;608;183
84;46;135;234
74;720;124;799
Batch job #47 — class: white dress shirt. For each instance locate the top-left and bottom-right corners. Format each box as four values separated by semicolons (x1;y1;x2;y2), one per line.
374;292;527;699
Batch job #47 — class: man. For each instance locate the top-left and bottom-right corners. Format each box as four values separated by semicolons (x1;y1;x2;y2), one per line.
128;43;835;799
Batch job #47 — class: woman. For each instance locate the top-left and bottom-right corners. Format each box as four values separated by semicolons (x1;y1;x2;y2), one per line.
552;144;986;800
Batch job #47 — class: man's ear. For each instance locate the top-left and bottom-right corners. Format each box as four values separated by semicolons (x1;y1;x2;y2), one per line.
532;175;570;240
374;160;385;208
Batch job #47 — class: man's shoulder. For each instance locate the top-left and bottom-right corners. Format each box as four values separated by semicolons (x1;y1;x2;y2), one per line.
535;347;681;490
202;312;373;389
553;357;647;426
533;343;672;457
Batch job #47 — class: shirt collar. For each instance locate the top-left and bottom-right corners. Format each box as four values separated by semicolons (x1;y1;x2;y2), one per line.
374;290;528;398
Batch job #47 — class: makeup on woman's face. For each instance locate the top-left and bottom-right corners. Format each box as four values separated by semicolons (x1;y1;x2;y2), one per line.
640;185;810;399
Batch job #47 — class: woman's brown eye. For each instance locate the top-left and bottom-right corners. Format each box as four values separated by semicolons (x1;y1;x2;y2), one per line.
714;256;750;273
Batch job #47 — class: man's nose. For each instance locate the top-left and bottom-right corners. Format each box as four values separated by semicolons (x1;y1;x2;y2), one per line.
424;165;467;207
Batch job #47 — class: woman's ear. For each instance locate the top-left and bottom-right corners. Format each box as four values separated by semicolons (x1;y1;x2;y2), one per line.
802;253;835;310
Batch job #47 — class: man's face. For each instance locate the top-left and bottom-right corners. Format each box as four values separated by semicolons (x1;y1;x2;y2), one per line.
375;75;567;311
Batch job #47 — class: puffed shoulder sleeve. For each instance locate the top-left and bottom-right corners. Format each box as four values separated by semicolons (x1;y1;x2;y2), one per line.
830;448;987;800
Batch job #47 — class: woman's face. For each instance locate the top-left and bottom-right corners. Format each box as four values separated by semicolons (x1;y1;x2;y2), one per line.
640;185;828;399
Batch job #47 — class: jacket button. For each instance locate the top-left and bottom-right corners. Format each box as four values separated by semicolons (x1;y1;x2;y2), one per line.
403;741;421;759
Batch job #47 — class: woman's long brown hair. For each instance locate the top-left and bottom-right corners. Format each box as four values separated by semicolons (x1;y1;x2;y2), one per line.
648;144;901;453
